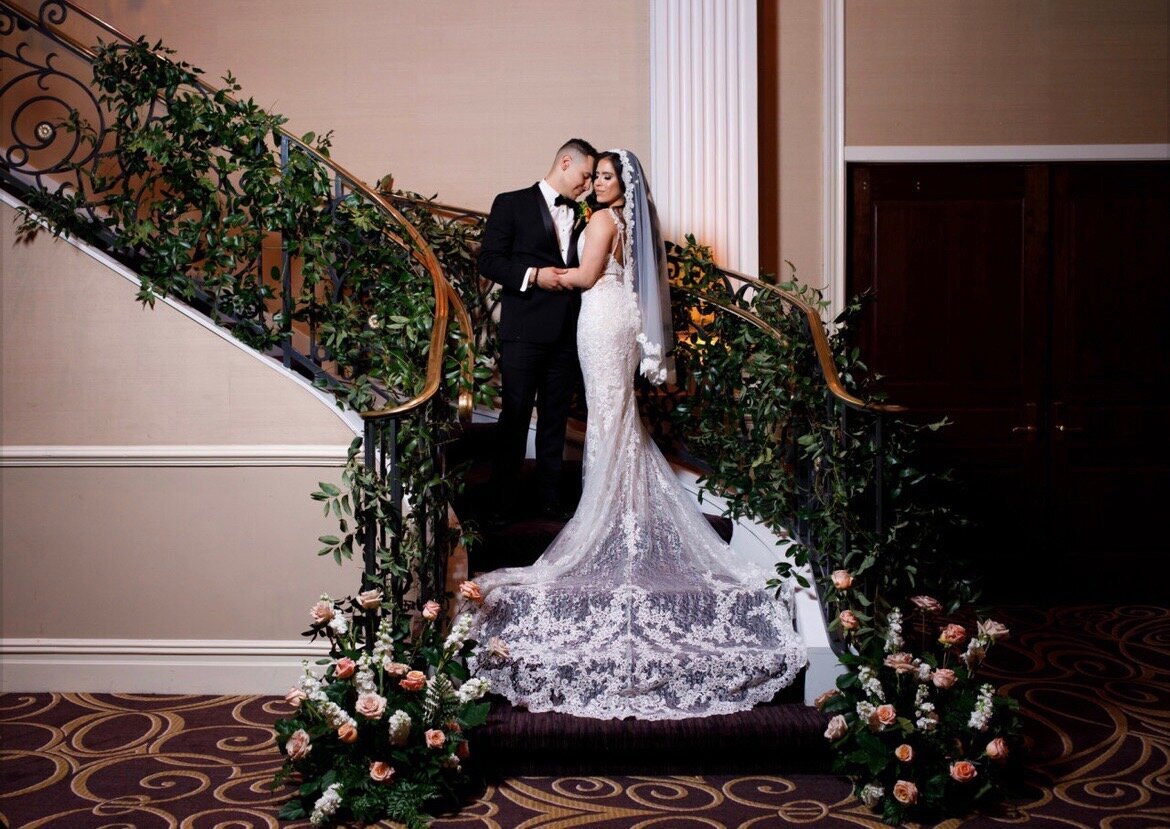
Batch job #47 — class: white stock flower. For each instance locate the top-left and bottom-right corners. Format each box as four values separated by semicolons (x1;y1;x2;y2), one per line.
310;782;343;826
457;677;491;703
444;613;474;652
388;709;412;746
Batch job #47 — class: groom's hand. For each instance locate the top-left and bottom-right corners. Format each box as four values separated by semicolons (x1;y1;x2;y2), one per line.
536;267;568;291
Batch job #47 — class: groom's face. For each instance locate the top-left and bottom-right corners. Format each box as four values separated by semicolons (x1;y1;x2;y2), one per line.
565;154;596;199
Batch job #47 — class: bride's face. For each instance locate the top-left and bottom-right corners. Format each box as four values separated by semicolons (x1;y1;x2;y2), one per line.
592;158;623;205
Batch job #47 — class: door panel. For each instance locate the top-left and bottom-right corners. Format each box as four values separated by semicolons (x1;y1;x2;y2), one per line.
1050;163;1170;562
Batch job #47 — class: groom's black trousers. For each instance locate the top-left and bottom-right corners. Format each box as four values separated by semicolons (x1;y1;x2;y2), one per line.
492;322;579;512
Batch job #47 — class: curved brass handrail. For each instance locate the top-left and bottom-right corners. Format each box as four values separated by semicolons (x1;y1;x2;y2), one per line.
1;0;476;422
387;194;902;414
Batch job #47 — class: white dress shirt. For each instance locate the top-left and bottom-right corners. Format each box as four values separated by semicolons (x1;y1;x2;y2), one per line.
521;179;575;292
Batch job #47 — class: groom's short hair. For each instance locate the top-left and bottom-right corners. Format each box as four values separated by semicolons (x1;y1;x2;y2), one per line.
556;138;598;161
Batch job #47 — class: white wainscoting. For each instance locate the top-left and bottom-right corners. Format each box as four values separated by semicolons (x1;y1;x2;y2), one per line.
0;639;330;694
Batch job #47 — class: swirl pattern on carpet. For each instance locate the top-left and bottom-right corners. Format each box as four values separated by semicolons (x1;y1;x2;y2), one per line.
1;604;1167;827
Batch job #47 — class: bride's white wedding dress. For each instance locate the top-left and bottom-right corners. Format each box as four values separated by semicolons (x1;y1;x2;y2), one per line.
469;211;806;720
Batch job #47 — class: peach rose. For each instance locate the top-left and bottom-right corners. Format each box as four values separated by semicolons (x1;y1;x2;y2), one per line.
938;623;968;647
399;670;426;692
839;610;860;631
383;660;410;677
985;737;1009;763
978;619;1010;641
830;569;853;590
285;728;311;761
950;760;978;782
883;652;917;674
892;779;918;805
357;589;383;610
932;668;957;689
910;595;942;613
824;714;848;741
369;760;395;783
285;687;307;707
425;728;447;749
422;600;441;621
814;689;840;711
337;723;358;744
455;740;471;760
310;600;335;626
894;743;914;763
870;704;898;730
333;657;356;680
459;580;483;604
355;692;387;720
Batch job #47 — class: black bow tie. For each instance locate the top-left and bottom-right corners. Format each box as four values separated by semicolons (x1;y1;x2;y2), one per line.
553;195;577;210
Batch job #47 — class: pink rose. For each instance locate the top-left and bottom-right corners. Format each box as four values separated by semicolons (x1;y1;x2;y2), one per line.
357;589;383;610
337;723;358;744
978;619;1010;641
425;728;447;749
824;714;848;741
932;668;957;689
938;623;968;647
894;743;914;763
813;689;840;711
910;595;942;613
883;652;917;674
870;704;897;730
950;760;978;782
310;600;335;626
893;779;918;805
355;692;387;720
830;569;853;590
422;600;441;621
285;728;311;761
399;670;426;692
369;760;395;783
333;657;356;680
839;610;860;631
383;660;410;677
285;687;307;707
459;580;483;604
985;737;1009;762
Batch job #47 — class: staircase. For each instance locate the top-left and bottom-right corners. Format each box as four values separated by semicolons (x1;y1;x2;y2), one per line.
0;0;877;779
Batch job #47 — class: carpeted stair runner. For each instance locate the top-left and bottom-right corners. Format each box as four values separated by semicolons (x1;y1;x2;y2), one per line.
450;420;828;775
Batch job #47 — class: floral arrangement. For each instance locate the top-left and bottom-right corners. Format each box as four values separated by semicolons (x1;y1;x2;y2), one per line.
273;581;496;828
818;574;1022;825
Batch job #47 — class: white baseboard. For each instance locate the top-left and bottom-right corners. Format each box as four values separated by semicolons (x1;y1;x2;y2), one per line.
0;638;329;695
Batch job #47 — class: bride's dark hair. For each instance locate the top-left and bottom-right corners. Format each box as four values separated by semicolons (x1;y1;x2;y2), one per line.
586;151;625;211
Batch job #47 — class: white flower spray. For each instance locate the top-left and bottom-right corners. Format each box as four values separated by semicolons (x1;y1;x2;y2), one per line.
444;613;473;653
968;683;996;731
388;709;412;746
310;782;342;826
883;607;904;654
457;677;491;704
914;684;938;732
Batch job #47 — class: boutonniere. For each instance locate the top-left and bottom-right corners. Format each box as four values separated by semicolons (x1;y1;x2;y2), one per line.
572;201;592;233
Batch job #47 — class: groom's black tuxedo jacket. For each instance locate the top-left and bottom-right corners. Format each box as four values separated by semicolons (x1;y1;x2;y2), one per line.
478;183;584;343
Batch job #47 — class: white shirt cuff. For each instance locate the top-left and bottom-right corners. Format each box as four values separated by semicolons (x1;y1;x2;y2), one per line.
520;266;535;291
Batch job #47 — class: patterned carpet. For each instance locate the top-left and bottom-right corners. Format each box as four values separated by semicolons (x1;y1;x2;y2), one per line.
2;604;1168;828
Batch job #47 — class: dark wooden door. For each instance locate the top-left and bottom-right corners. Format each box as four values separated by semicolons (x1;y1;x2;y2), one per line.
849;161;1170;592
1049;163;1170;567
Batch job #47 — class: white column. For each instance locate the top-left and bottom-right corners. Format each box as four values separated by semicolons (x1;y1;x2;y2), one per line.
650;0;758;276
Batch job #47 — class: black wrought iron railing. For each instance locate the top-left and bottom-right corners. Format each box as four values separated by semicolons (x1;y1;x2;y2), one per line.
0;0;476;621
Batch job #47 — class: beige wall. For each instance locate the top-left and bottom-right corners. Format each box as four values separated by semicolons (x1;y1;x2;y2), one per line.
1;200;356;642
760;0;825;288
845;0;1170;146
72;0;651;211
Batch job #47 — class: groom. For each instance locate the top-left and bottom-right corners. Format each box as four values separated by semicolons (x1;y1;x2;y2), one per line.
478;138;598;520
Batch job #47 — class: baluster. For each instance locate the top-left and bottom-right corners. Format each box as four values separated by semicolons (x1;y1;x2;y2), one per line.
362;419;378;651
387;418;403;606
279;135;292;369
874;411;885;538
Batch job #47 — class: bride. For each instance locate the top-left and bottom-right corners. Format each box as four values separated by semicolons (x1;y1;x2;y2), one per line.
469;149;806;720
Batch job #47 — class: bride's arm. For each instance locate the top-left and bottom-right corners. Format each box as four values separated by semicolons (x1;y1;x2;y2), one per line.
557;210;617;290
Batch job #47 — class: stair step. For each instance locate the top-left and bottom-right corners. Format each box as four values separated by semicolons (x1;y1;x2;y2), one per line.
473;696;829;776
